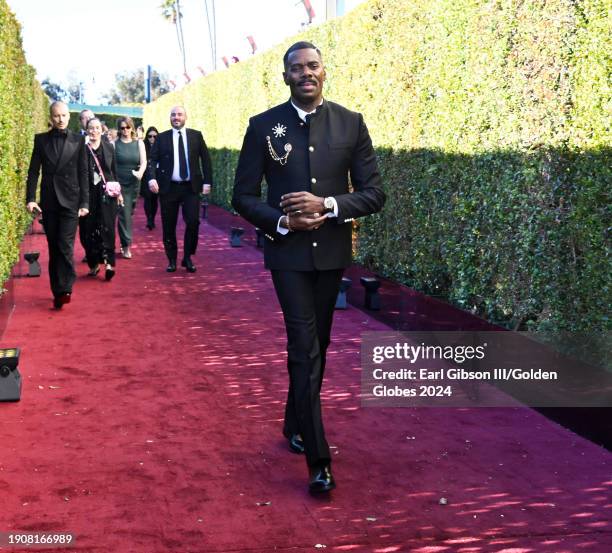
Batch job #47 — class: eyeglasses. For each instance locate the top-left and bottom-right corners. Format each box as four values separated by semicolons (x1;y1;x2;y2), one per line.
120;126;130;130
147;134;157;139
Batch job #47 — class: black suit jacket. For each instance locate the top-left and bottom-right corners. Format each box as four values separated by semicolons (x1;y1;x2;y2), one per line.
146;128;213;195
26;130;88;211
232;99;385;270
86;140;118;185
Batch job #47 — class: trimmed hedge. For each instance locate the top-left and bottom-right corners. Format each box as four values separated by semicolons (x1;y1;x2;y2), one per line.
0;0;48;289
66;114;143;134
144;0;610;332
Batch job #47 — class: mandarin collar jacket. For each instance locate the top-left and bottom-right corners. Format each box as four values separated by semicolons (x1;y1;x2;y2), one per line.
233;99;385;271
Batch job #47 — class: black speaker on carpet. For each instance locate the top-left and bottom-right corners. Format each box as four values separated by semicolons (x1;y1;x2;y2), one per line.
360;277;381;310
24;252;41;277
230;227;244;247
335;277;352;309
0;348;21;402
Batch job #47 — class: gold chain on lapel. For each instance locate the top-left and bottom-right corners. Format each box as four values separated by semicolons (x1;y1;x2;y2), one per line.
266;136;292;166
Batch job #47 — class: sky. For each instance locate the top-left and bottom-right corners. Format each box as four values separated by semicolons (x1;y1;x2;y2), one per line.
8;0;365;104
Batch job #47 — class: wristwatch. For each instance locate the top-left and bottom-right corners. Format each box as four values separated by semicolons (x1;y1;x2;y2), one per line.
323;196;335;213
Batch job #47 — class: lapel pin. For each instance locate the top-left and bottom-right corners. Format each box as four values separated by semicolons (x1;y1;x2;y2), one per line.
272;123;287;138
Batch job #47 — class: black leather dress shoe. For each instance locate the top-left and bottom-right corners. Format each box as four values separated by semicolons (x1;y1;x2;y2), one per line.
308;463;336;494
181;257;196;273
53;293;71;309
105;264;115;281
166;261;177;273
287;434;305;454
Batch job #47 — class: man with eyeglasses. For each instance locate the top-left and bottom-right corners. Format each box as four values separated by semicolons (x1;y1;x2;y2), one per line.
147;106;212;273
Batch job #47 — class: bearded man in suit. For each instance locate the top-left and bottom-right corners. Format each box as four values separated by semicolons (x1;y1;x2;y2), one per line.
26;101;89;309
232;41;386;494
147;106;213;273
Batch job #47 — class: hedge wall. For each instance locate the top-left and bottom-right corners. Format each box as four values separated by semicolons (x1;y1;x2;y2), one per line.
0;0;48;290
144;0;610;332
66;114;143;134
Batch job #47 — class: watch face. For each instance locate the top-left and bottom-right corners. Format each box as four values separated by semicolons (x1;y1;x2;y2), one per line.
324;197;334;210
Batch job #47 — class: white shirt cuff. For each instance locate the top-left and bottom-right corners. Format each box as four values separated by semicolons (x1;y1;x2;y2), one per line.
277;216;289;235
326;197;338;218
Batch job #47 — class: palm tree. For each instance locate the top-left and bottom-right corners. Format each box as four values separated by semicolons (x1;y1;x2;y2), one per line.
160;0;187;74
203;0;217;71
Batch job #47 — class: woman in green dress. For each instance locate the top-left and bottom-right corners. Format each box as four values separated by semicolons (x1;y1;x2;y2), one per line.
115;116;146;258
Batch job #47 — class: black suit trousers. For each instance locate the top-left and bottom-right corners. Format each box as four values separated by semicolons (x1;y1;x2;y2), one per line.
42;200;78;298
271;268;344;467
142;185;159;226
78;215;87;254
159;182;200;261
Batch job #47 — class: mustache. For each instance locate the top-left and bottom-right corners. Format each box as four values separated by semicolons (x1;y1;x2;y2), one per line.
298;79;317;85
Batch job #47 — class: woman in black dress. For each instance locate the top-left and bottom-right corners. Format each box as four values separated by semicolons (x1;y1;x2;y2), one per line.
83;117;120;281
141;126;159;230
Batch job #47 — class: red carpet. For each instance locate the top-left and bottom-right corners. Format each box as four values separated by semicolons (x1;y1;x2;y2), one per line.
1;201;610;552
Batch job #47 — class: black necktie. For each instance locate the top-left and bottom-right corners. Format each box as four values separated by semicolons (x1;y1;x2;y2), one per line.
305;114;312;127
178;131;188;180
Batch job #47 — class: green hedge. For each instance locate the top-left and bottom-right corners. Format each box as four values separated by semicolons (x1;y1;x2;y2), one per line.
66;114;143;134
144;0;610;332
0;0;48;290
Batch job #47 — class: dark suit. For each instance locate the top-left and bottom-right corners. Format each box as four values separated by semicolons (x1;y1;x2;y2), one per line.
233;100;385;467
26;130;88;298
146;128;213;262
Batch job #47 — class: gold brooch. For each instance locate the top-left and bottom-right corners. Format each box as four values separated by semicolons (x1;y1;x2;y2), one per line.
266;136;292;166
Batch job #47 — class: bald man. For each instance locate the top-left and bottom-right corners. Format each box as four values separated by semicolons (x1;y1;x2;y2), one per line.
26;101;89;309
147;106;213;273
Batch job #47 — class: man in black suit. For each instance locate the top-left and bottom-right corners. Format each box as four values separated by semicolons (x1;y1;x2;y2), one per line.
147;106;213;273
232;41;385;493
26;101;89;309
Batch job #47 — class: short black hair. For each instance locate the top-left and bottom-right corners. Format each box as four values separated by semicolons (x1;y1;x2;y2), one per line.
283;41;322;67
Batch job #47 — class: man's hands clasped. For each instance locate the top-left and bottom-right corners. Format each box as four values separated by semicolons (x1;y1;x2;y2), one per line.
280;192;327;231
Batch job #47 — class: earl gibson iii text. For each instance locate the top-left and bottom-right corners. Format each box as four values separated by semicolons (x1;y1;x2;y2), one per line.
359;331;605;408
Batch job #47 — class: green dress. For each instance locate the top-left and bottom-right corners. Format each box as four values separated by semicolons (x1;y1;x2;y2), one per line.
115;139;141;249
